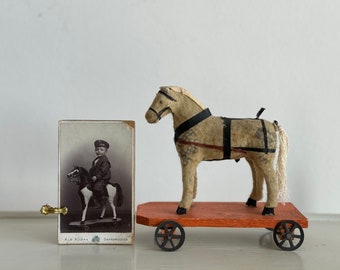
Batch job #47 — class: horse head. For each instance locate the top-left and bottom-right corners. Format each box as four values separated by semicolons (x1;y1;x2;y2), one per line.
146;86;206;125
145;86;179;123
66;166;80;184
67;166;90;185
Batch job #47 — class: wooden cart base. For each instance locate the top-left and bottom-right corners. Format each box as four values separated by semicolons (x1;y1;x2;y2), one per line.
137;202;308;251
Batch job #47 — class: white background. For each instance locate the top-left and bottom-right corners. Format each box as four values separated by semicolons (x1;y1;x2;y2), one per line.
1;0;339;214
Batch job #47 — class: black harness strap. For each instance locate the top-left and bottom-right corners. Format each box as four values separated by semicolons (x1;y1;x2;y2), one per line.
159;90;177;101
175;108;275;159
260;119;269;154
222;117;232;159
174;108;212;142
222;117;275;160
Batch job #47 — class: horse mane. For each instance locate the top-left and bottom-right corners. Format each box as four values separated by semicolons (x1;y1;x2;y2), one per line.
160;86;205;109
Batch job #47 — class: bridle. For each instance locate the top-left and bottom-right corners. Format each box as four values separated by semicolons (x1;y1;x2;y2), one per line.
67;168;80;183
148;90;176;120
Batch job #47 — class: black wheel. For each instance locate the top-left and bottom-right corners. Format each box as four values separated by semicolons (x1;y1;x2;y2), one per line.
154;220;185;251
273;220;304;251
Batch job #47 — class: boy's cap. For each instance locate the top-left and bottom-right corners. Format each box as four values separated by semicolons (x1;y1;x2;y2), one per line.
94;140;110;149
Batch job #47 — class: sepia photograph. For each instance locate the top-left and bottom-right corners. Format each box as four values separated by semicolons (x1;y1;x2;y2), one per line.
58;120;135;244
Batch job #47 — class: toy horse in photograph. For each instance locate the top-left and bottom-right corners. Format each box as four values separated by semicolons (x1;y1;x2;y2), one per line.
67;166;123;224
145;86;288;216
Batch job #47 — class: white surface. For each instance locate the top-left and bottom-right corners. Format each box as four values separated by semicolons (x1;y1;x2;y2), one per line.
1;0;340;214
0;215;340;270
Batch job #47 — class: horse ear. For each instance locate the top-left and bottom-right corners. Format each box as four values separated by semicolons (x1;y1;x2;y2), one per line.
160;86;169;92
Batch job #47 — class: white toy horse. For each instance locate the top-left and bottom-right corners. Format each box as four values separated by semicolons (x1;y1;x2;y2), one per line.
145;86;288;216
67;166;123;224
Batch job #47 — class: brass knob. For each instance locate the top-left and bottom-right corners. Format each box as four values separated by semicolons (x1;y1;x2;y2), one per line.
40;204;68;216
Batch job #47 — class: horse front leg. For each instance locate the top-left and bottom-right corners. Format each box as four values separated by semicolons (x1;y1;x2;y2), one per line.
100;205;106;219
80;188;92;224
177;162;198;215
81;204;88;224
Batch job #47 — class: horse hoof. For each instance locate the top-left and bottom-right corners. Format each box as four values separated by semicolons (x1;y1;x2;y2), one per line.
262;207;275;216
80;221;85;225
246;198;257;207
176;206;187;215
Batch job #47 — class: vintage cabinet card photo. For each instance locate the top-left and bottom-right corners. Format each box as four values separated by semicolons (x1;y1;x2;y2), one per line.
58;120;135;244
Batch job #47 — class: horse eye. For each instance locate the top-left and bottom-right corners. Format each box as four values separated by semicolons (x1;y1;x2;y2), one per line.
159;100;163;104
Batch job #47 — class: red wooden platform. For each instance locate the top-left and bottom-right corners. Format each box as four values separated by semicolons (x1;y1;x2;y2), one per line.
137;202;308;229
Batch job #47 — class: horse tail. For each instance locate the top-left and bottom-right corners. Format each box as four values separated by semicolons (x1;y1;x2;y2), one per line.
113;183;124;207
274;122;289;203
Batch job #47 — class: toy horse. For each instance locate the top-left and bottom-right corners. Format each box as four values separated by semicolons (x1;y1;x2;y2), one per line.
145;86;288;216
67;166;124;224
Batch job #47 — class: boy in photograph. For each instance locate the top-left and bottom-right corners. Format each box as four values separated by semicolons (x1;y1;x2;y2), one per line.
89;140;111;206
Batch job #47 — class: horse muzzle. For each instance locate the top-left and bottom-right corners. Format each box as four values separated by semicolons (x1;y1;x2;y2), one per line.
145;106;170;123
145;108;160;123
67;173;78;180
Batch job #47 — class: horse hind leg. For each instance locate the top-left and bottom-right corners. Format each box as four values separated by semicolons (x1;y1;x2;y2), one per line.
107;185;117;220
246;159;264;207
110;201;117;220
257;157;278;215
193;171;198;199
81;205;88;224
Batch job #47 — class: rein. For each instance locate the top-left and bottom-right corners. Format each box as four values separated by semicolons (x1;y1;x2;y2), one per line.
176;139;224;151
176;139;275;153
